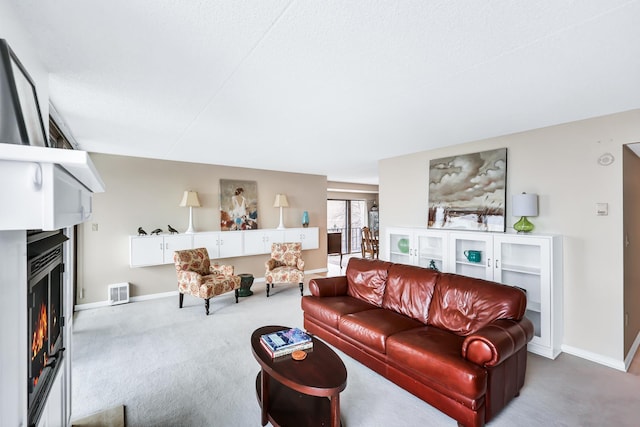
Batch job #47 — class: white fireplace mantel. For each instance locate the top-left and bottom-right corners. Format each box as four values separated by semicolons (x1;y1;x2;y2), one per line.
0;144;103;426
0;144;105;230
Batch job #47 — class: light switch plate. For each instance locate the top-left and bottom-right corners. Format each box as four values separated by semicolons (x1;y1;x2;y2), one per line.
596;203;608;216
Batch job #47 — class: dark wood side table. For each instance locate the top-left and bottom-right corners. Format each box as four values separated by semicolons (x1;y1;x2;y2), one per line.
250;325;347;427
327;232;343;267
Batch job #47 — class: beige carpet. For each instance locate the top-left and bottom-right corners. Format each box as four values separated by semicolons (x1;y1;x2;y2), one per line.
71;405;125;427
71;270;640;426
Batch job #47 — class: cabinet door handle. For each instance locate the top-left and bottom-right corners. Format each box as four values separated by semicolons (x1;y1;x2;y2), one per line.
160;243;163;250
495;259;500;269
165;243;169;250
487;258;491;268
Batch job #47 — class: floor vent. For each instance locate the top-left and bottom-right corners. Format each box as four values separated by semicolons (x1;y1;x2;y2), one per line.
108;282;130;305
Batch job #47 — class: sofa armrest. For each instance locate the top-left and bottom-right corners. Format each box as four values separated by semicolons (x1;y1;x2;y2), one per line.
308;276;349;297
461;318;534;367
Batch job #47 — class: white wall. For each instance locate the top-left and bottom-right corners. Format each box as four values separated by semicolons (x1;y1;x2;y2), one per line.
0;2;49;135
379;109;640;367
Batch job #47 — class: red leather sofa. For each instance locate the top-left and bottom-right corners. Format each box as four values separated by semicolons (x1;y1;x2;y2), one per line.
301;257;534;427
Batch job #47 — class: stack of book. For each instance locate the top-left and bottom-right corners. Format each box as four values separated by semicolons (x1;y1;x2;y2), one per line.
260;327;313;358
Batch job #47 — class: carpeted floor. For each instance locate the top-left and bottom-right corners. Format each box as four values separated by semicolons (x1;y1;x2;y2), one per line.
71;271;640;426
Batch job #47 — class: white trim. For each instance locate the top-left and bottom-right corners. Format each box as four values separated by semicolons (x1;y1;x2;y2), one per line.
561;344;626;371
624;331;640;371
74;270;329;311
74;290;179;311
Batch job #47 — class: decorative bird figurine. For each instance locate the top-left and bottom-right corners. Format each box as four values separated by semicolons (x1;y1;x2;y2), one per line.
138;227;147;236
168;224;178;234
151;228;163;235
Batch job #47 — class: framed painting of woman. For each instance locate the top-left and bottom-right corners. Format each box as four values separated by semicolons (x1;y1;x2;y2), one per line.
220;179;258;230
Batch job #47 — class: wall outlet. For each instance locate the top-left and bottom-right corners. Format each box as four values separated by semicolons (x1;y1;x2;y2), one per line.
92;223;99;231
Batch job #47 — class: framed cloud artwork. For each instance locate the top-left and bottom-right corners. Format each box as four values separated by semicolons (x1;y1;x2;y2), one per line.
220;179;258;231
428;148;507;232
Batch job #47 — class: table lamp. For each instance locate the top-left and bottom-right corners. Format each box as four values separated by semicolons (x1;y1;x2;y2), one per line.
179;190;201;233
512;192;538;233
273;194;289;230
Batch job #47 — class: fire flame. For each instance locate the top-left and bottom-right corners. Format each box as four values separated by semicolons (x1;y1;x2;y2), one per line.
31;302;48;358
31;302;48;387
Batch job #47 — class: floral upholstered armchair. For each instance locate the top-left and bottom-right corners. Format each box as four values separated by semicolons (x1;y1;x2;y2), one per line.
173;248;241;315
264;242;305;297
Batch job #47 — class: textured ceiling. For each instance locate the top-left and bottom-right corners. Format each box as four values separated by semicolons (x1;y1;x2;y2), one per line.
8;0;640;184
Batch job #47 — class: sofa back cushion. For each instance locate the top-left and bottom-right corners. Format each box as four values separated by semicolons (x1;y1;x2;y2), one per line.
382;264;439;324
346;258;393;306
427;273;527;336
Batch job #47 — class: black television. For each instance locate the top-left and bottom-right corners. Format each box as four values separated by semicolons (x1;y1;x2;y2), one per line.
0;38;47;147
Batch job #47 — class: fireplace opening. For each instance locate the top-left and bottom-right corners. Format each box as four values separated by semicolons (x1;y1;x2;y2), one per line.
27;230;68;426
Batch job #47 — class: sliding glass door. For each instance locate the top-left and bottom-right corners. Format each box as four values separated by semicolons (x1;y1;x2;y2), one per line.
328;200;367;254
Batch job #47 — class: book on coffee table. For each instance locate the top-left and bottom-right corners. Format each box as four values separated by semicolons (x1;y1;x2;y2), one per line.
260;327;313;358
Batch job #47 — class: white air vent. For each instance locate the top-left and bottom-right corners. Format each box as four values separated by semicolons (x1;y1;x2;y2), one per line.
108;282;130;305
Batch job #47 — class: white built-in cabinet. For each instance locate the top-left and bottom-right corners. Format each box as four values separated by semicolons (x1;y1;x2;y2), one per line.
385;227;563;359
284;228;320;250
129;234;194;267
193;231;244;259
129;227;319;267
243;229;287;256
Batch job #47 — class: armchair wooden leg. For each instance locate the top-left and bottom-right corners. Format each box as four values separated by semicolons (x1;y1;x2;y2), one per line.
235;289;239;303
205;298;210;315
299;282;303;296
266;283;270;297
179;293;184;308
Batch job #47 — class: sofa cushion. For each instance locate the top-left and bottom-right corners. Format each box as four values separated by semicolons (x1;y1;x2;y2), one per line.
339;309;423;354
382;263;439;324
428;274;527;336
346;258;393;306
301;296;377;329
387;327;487;401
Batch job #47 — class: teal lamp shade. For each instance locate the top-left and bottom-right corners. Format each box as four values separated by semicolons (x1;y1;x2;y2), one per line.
512;193;538;233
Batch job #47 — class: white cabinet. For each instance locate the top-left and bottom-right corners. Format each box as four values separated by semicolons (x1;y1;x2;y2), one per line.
193;231;243;259
129;234;193;267
383;227;562;359
129;227;320;267
448;231;494;280
387;227;447;270
243;229;284;255
493;234;562;359
284;227;319;250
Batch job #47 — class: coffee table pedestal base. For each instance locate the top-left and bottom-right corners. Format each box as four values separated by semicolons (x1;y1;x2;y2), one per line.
255;372;342;427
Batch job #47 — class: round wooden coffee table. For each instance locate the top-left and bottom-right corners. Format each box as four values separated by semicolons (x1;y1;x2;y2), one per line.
250;325;347;427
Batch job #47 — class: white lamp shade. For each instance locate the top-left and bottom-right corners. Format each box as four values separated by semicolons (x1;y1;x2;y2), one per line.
179;191;201;208
512;193;538;217
273;194;289;208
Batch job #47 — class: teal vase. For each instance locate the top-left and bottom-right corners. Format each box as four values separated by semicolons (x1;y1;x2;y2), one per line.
302;211;309;228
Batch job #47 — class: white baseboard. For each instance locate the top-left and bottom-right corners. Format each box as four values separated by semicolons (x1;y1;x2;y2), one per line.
624;331;640;371
561;344;626;371
74;290;179;311
74;270;328;311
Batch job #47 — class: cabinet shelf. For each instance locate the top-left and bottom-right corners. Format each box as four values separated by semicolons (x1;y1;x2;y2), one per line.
501;264;541;275
420;252;443;260
527;301;542;313
455;260;485;267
